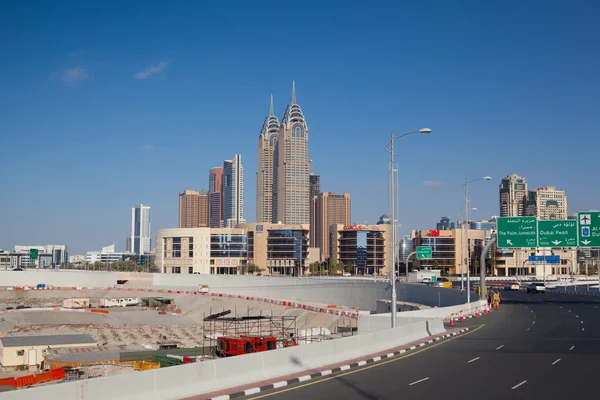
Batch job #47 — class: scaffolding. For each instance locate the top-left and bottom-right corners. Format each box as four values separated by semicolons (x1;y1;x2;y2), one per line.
202;307;299;357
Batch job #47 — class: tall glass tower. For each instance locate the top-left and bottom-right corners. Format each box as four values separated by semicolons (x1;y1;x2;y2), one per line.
130;204;151;255
257;95;280;223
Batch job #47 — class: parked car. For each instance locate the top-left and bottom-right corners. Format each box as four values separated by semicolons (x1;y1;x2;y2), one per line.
527;282;546;293
504;282;520;291
342;272;351;277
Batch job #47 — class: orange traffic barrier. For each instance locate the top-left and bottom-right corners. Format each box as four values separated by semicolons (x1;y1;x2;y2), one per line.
91;309;109;314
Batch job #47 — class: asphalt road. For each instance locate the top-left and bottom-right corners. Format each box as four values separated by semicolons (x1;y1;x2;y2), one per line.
243;290;600;400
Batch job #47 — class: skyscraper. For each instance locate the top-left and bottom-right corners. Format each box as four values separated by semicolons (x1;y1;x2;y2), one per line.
308;174;321;247
178;190;209;228
309;175;321;199
130;204;151;255
312;192;351;261
277;82;310;224
209;167;224;228
223;154;244;228
436;216;455;230
499;174;528;217
526;186;568;220
257;95;280;223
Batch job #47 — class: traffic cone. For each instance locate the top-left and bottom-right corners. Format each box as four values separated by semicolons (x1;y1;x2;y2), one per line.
475;312;479;318
459;315;465;323
450;319;455;327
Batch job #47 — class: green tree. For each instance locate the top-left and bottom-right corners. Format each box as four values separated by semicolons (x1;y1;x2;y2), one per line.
246;263;263;275
433;260;439;269
334;261;345;274
309;262;321;275
344;262;353;274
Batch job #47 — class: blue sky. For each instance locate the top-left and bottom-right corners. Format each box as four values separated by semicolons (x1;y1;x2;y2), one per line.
1;0;599;254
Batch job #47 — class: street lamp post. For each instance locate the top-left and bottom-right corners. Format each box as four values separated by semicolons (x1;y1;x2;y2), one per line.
385;128;432;328
463;176;491;308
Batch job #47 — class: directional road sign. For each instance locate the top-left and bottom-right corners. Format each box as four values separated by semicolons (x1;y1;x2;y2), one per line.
497;216;537;248
528;255;560;264
578;211;600;247
29;248;38;260
538;220;578;248
416;246;432;259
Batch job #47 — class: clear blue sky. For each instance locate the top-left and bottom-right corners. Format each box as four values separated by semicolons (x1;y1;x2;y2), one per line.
1;0;599;254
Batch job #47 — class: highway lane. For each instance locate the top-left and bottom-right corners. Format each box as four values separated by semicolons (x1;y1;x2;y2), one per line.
244;290;600;400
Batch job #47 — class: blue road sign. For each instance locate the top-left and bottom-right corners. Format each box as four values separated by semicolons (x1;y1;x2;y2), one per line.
528;256;543;262
545;255;560;264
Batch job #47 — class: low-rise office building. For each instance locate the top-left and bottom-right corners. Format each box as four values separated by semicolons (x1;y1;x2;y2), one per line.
329;224;391;275
241;223;309;276
155;227;247;275
411;229;486;275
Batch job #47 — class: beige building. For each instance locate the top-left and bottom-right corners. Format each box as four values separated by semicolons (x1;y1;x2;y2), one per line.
329;224;391;275
493;247;577;276
526;186;568;220
178;190;209;228
499;174;528;217
276;83;310;224
257;96;280;224
312;192;351;262
241;223;309;276
0;335;96;368
411;229;486;275
155;227;247;275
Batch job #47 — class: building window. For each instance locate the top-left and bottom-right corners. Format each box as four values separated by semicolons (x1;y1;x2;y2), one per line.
17;350;24;356
188;267;193;274
173;244;181;251
173;251;181;258
189;237;193;243
172;237;181;244
189;251;193;257
173;267;181;274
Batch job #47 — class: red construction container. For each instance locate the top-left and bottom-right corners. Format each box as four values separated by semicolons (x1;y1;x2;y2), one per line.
217;336;277;357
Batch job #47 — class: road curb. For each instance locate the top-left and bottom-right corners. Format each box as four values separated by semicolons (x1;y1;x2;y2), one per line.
208;328;469;400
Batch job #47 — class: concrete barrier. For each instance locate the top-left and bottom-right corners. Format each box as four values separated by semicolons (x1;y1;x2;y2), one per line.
0;317;435;400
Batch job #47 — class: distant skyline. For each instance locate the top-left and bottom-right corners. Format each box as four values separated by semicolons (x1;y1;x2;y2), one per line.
1;1;599;254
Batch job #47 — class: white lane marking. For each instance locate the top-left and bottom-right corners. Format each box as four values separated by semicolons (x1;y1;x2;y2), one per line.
468;357;480;363
552;359;561;365
568;310;571;313
576;315;579;318
569;346;575;351
582;328;585;331
594;306;598;309
533;321;535;324
496;345;504;350
512;380;528;390
581;321;584;324
409;377;430;386
527;328;530;331
560;306;563;308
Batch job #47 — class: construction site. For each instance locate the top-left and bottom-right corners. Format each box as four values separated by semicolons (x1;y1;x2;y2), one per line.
0;286;357;389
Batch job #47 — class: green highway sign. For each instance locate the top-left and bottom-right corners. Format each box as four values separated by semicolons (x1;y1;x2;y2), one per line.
416;246;432;259
29;248;38;259
538;220;578;248
578;211;600;247
497;216;537;248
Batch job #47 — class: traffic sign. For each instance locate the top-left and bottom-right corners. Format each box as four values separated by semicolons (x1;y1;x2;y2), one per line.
545;255;560;264
578;211;600;247
29;248;38;259
497;216;537;248
528;255;560;264
538;220;577;248
416;246;432;259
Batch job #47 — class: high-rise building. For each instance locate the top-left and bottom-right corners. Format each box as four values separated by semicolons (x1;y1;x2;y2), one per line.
499;174;528;217
277;82;310;224
223;154;244;228
308;174;321;247
312;192;351;261
257;96;280;223
130;204;151;255
377;215;391;225
209;167;224;228
309;175;321;199
178;190;209;228
525;186;568;220
436;216;455;230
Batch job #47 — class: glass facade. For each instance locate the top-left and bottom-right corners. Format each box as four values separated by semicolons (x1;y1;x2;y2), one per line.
338;230;385;275
267;229;308;276
210;233;247;258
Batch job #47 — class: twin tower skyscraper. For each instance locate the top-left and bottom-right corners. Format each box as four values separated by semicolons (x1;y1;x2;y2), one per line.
257;82;310;224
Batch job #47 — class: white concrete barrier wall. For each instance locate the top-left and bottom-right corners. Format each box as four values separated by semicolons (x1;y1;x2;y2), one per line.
0;320;433;400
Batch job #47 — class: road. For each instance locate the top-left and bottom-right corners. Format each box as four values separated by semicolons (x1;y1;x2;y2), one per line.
242;290;600;400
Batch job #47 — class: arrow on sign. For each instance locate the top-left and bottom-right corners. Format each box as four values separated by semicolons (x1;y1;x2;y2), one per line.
506;240;513;246
581;240;591;245
551;240;561;245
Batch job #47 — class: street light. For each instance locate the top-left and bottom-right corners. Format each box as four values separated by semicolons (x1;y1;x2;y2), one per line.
385;128;433;328
463;176;491;308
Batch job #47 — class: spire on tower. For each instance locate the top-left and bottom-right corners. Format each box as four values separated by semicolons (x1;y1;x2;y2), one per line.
291;80;296;104
270;94;274;117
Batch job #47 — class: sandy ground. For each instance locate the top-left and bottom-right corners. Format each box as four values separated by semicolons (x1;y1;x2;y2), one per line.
0;289;355;350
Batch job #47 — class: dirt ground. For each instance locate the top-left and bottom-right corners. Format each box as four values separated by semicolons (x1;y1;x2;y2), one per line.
0;289;355;349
